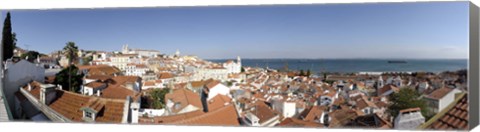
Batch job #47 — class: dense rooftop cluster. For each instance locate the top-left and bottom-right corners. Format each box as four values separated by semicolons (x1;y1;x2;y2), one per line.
6;45;468;130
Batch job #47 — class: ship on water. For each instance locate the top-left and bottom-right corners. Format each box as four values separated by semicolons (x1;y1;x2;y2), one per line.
387;60;407;63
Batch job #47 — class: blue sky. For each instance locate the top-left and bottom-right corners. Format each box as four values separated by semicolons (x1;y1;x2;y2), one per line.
1;2;469;59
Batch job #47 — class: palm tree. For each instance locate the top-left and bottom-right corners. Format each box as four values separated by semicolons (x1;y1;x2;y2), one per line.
63;41;79;65
62;42;79;92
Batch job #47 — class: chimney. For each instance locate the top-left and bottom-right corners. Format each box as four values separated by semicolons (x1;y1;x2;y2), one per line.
130;101;140;124
28;83;32;91
39;84;57;105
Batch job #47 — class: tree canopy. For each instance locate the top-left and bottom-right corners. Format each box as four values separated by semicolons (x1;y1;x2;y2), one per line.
388;87;429;119
299;70;305;76
63;42;79;65
54;65;84;93
20;51;40;62
2;12;15;61
306;69;312;76
148;88;171;109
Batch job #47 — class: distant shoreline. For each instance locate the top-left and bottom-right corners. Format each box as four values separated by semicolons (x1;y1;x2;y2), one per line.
210;59;467;73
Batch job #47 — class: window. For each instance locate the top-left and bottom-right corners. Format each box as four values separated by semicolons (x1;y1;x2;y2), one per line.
174;102;182;110
85;111;93;118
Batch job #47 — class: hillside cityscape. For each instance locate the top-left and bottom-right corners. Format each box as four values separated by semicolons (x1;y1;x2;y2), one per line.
0;2;470;131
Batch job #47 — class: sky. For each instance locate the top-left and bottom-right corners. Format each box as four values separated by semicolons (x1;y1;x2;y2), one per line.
1;2;470;59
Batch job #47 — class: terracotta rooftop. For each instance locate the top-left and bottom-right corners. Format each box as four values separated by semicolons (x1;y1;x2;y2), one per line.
277;118;324;127
248;101;279;124
345;113;392;129
328;109;360;128
78;65;122;76
86;75;113;82
356;98;377;110
158;72;174;79
85;82;106;89
141;104;240;126
205;80;221;90
399;107;421;114
45;76;56;84
207;94;232;112
378;84;399;95
423;93;468;130
302;106;326;122
22;81;42;99
143;81;155;87
190;81;206;88
82;98;106;113
165;88;203;113
111;76;141;86
172;104;240;126
21;82;126;123
426;87;453;100
100;84;139;100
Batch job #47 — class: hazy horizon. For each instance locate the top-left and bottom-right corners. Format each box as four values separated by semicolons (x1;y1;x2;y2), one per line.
1;2;469;59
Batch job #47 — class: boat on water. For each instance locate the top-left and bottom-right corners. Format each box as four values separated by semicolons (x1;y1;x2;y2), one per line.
387;60;407;63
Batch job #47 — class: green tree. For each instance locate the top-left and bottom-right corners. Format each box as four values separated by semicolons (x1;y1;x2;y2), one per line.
81;56;93;65
306;69;311;76
12;32;17;49
299;69;305;76
149;88;171;109
388;87;429;118
241;67;245;72
63;42;79;65
20;51;40;62
54;65;84;92
2;12;15;61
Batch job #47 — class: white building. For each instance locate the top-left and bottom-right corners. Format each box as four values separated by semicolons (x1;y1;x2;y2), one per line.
394;107;425;129
195;67;229;81
242;102;280;127
271;96;297;118
424;88;462;113
110;54;137;71
122;44;161;58
125;64;150;77
164;88;203;115
3;59;45;117
204;81;231;101
82;82;107;96
223;56;242;74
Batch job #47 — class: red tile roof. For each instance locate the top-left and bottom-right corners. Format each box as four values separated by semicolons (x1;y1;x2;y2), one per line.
165;88;203;113
141;104;240;126
328;109;360;128
101;85;138;100
205;80;221;90
158;72;174;79
425;93;468;130
426;87;453;100
172;104;239;126
399;107;421;114
247;101;279;124
85;82;106;89
207;94;232;112
86;75;113;82
21;82;127;123
78;65;122;76
378;84;399;95
303;106;326;122
277;118;324;127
